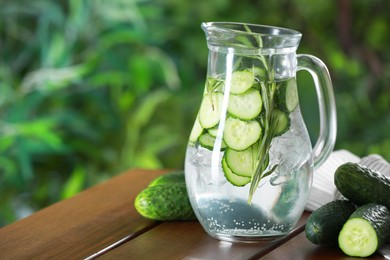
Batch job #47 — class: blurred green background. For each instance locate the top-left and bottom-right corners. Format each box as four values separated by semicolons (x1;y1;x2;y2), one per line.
1;0;389;226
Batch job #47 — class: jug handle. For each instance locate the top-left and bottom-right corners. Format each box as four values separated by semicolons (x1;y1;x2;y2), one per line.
297;54;337;169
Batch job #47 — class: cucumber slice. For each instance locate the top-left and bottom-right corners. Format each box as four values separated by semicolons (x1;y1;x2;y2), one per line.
228;88;262;120
223;117;262;151
275;78;299;113
189;115;203;144
338;203;390;257
222;157;251;187
208;127;218;137
272;109;290;136
230;70;255;94
199;92;224;129
198;132;226;151
224;147;255;177
339;219;378;257
252;66;266;81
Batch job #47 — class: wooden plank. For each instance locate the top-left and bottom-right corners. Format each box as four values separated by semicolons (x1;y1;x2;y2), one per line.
98;212;310;259
0;169;166;259
262;231;385;260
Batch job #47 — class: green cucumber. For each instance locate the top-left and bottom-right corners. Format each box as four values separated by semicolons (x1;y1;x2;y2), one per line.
305;200;356;247
222;157;251;187
135;183;196;221
224;147;255;178
334;162;390;208
275;78;299;113
229;70;255;94
148;171;185;187
272;109;290;136
223;117;262;151
338;203;390;257
227;88;262;120
207;127;218;137
252;66;266;81
199;92;224;129
189;114;203;144
198;132;226;151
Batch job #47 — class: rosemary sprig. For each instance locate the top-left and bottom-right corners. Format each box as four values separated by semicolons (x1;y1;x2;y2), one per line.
206;76;223;110
248;79;278;204
242;24;279;204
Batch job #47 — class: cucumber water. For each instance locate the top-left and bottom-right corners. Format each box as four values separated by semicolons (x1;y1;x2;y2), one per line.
187;73;300;186
185;71;313;240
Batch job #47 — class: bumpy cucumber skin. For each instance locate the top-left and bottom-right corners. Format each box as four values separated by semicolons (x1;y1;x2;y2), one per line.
305;200;356;247
135;184;196;221
148;171;185;187
339;203;390;257
334;162;390;208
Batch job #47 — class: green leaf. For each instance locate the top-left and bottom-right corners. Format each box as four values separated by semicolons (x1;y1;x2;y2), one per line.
20;64;90;94
60;167;86;199
128;54;153;93
43;32;69;67
131;89;171;127
15;137;33;181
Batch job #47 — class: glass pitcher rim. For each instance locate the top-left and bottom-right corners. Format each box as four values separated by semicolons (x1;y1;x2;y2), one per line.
201;22;302;54
202;22;302;38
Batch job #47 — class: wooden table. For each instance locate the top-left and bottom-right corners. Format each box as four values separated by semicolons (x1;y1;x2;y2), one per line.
0;169;385;259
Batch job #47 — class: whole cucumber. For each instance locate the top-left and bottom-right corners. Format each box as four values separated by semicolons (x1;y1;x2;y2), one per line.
135;183;196;221
305;200;356;247
334;162;390;208
135;171;196;221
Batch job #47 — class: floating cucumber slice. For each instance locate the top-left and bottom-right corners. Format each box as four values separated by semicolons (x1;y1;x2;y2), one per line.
275;78;299;113
272;109;290;136
230;70;255;94
223;117;262;151
189;115;203;144
199;92;224;129
208;127;218;137
198;132;226;151
224;147;255;178
228;88;262;120
222;157;251;187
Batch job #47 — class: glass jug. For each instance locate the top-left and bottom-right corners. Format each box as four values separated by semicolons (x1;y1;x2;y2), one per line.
184;22;336;242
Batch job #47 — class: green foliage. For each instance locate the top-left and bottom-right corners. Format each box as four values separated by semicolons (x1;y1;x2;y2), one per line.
1;0;389;225
0;0;188;225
